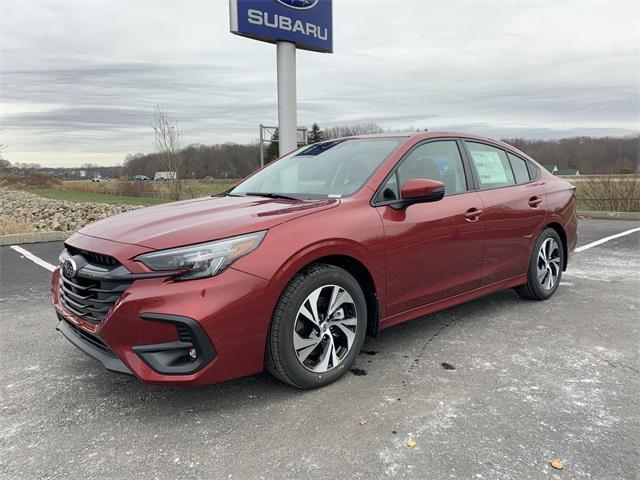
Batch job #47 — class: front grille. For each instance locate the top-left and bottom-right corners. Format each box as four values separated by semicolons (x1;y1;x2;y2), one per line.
59;314;115;356
59;249;132;324
65;244;119;267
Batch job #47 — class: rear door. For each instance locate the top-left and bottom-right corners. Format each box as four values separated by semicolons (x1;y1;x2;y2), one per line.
462;141;547;285
375;139;485;316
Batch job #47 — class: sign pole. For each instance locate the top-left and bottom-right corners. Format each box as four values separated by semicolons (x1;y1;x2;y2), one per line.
259;123;265;167
276;41;297;156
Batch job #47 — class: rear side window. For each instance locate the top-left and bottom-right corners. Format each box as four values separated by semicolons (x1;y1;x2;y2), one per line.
466;142;515;189
527;162;540;180
507;153;531;184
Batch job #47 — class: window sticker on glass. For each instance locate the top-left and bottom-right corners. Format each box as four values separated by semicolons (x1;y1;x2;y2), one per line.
470;150;509;184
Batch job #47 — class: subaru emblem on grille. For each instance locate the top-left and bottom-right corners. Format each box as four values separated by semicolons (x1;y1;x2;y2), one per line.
63;258;77;278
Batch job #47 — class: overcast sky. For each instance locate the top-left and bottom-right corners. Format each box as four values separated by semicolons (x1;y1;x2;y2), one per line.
1;0;639;167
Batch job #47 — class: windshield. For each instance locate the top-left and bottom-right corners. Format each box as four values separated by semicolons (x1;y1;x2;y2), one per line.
230;138;403;199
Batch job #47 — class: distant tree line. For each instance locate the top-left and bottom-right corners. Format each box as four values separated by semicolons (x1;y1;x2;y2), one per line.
123;143;261;179
123;131;639;177
1;122;637;178
505;135;639;174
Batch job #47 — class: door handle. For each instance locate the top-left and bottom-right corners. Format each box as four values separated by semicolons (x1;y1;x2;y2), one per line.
528;196;543;208
464;207;483;222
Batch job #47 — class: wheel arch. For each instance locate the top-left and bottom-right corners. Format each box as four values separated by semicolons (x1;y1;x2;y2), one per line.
312;254;380;337
271;251;382;338
544;222;568;271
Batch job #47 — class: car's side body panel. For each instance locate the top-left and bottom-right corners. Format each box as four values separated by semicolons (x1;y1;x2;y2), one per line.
376;191;486;316
380;273;527;330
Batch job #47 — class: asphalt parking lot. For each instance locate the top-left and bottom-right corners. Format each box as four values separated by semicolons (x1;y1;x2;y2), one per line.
1;219;638;480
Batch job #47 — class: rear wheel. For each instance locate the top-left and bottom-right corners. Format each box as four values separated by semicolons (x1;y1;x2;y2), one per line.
517;228;564;300
265;264;367;389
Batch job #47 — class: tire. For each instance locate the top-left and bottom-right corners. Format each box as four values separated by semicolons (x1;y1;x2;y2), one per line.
517;228;564;300
265;264;367;389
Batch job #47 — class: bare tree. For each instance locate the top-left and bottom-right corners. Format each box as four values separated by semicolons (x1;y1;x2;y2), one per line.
323;123;384;140
0;129;9;168
152;105;184;200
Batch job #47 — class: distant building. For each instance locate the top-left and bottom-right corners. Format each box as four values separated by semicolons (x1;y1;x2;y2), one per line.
79;170;87;178
556;168;580;176
543;164;558;174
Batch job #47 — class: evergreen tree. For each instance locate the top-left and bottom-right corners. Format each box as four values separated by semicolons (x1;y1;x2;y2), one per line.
265;129;279;163
307;123;324;144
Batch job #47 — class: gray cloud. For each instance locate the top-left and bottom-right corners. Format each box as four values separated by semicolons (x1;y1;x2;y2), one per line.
0;0;638;166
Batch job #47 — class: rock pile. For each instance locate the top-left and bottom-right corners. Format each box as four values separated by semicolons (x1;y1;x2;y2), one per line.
0;189;139;233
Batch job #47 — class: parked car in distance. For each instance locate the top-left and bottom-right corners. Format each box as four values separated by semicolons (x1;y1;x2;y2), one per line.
133;175;149;182
154;171;176;181
52;132;577;389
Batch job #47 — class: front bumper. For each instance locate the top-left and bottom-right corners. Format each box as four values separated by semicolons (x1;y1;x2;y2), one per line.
56;313;132;375
52;263;272;386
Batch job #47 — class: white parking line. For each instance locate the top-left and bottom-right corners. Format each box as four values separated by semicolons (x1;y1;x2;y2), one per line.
9;245;56;272
574;227;640;253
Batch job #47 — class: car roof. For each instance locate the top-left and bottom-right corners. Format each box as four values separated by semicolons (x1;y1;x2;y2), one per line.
337;130;498;142
330;131;533;161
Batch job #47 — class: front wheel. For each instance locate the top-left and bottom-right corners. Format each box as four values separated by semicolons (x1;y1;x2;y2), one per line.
517;228;564;300
265;264;367;389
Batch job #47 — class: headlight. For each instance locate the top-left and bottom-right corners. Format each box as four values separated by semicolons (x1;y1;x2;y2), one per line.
135;231;266;280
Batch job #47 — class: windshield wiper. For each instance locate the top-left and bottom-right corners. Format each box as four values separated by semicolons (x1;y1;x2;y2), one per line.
243;192;300;201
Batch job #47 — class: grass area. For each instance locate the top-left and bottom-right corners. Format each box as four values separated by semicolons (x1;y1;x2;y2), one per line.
27;189;169;206
60;179;238;197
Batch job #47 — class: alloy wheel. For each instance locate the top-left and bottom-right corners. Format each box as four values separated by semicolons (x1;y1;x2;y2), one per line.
537;238;561;290
293;284;358;373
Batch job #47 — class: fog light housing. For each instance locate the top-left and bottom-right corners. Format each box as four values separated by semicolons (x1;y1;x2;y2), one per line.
133;313;217;375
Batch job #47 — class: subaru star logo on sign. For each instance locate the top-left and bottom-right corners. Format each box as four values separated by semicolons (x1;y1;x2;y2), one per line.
229;0;333;53
275;0;319;10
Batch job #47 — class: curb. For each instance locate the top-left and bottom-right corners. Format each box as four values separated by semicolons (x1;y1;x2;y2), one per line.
577;211;640;221
0;231;71;246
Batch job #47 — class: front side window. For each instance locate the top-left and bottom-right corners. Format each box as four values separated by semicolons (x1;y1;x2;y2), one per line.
230;138;403;199
396;141;468;196
466;142;515;189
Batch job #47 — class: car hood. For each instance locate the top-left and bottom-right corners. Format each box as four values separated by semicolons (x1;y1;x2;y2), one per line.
78;195;339;250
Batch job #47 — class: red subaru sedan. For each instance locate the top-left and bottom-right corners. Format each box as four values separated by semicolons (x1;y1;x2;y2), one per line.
51;132;577;388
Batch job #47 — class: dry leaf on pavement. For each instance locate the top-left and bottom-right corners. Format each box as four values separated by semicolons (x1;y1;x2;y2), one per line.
549;459;564;470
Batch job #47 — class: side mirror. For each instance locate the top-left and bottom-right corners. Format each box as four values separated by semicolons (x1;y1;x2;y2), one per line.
400;178;445;205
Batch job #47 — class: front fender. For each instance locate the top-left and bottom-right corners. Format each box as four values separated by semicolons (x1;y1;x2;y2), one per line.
231;204;387;318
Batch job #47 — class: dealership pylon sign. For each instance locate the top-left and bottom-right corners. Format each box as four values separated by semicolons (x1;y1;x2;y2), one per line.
230;0;333;155
230;0;333;53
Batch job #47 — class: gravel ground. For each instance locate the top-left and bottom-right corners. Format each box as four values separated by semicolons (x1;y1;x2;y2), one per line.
0;219;638;480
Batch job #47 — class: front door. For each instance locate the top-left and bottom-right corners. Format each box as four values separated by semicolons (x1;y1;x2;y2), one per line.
376;139;486;317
